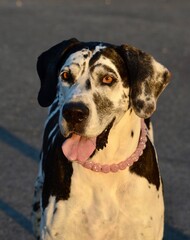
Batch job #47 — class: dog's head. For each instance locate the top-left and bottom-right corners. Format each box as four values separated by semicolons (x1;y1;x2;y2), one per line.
37;38;170;159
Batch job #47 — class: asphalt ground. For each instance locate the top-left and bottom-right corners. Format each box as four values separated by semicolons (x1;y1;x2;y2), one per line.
0;0;190;239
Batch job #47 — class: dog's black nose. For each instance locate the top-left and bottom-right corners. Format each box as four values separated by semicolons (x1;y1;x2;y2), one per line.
62;102;89;123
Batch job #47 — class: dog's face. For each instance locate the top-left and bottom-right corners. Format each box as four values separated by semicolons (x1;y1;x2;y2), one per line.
58;46;130;138
37;38;170;141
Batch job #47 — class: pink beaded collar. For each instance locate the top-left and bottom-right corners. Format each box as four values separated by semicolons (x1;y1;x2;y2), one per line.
75;119;147;173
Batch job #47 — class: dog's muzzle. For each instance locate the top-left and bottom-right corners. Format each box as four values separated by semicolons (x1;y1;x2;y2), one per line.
61;102;115;162
62;102;89;135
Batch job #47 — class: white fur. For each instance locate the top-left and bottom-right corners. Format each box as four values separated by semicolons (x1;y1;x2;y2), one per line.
41;111;164;240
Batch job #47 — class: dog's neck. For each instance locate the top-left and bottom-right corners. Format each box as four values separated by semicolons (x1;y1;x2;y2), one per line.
92;109;141;165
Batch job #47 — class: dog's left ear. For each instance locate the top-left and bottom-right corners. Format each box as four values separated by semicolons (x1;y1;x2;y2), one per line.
37;38;80;107
118;44;171;118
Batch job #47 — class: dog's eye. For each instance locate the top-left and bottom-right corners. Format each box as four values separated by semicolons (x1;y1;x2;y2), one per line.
102;75;115;85
60;71;71;81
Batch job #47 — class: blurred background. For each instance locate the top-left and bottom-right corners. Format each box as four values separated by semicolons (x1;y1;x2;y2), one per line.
0;0;189;239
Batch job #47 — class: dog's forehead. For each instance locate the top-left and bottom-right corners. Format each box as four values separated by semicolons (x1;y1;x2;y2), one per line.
63;49;90;66
63;45;113;67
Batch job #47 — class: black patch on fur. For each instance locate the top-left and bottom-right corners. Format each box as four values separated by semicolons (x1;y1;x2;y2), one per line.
163;70;170;84
131;131;134;138
32;201;40;212
145;103;154;116
83;54;89;59
85;79;91;90
96;118;115;150
49;99;59;113
42;133;73;209
89;51;102;66
53;207;57;215
144;118;151;130
93;93;114;119
81;62;86;76
129;137;160;190
135;99;145;111
122;92;128;99
42;104;59;157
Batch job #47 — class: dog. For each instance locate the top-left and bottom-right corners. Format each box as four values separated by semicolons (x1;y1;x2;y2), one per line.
32;38;170;240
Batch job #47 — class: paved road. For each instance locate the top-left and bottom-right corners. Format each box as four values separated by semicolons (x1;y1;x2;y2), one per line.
0;0;190;239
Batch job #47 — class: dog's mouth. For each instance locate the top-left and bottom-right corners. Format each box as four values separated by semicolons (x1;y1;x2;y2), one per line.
62;119;115;162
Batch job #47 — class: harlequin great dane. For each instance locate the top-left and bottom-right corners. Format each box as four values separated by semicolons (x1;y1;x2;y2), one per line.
32;38;170;240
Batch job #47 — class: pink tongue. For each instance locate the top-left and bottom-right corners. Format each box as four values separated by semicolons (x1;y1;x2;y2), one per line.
62;134;96;162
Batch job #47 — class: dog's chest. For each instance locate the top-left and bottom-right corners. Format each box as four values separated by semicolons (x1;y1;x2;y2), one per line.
43;165;163;240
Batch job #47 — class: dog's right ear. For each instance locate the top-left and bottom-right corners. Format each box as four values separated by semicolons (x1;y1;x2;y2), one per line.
37;38;80;107
117;44;171;118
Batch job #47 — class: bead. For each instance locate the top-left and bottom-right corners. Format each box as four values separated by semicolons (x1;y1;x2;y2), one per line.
118;161;128;170
92;163;101;172
126;158;134;166
139;143;145;148
140;136;146;142
83;161;93;170
131;153;139;162
101;165;110;173
110;164;119;173
139;151;143;156
136;149;143;156
139;142;146;149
